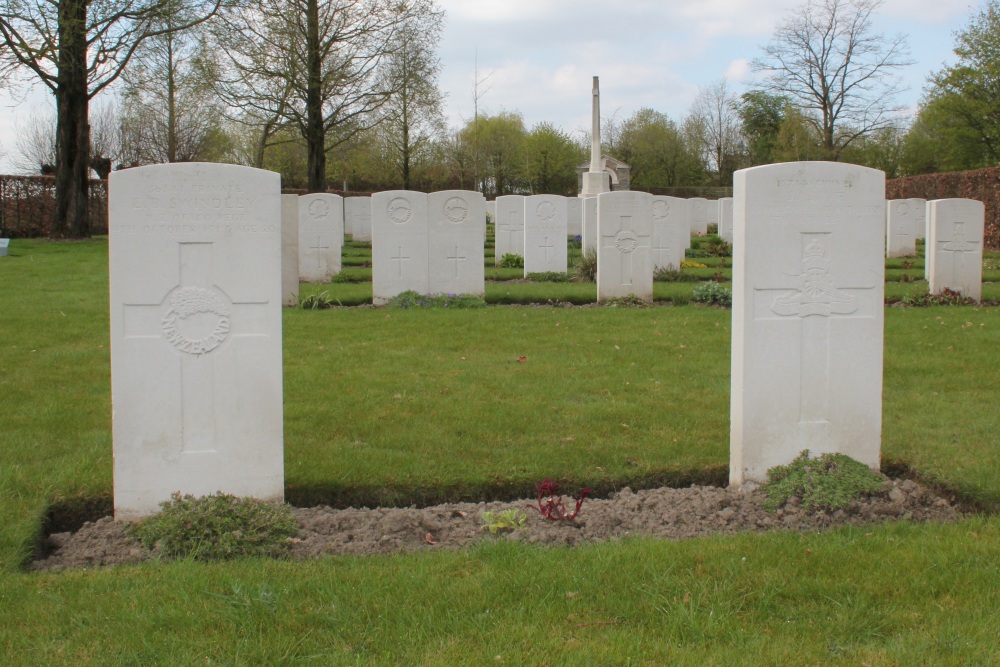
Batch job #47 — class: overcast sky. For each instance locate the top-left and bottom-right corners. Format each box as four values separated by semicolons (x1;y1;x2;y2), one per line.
0;0;978;173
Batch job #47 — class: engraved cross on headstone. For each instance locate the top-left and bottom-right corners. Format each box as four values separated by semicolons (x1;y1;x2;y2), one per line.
651;233;674;270
309;236;330;269
121;242;270;455
753;234;876;424
500;211;521;249
539;237;555;263
391;245;410;279
447;245;468;278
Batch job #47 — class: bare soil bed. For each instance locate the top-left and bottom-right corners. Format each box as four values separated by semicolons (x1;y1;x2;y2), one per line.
32;478;961;572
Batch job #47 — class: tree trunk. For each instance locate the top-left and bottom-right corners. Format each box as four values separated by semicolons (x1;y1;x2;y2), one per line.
305;0;326;193
52;0;91;239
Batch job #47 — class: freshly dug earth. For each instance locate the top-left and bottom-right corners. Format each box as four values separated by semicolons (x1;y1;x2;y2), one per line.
32;478;961;572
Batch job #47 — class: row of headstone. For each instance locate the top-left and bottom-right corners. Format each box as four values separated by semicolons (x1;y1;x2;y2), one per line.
371;190;486;304
493;194;582;271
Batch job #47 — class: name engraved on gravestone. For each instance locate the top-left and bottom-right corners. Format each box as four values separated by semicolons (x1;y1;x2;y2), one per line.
110;163;283;520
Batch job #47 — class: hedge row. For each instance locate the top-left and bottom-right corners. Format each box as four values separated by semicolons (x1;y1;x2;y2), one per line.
0;175;108;238
887;167;1000;250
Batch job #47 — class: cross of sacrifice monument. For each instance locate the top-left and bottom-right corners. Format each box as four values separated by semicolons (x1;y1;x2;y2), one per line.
753;235;876;424
122;241;270;455
602;216;651;286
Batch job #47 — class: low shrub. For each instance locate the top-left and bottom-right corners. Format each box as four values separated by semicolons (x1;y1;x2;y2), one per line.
680;260;708;269
899;289;977;307
761;450;886;512
574;247;597;282
602;294;650;308
386;290;487;309
654;265;700;282
498;253;524;268
526;271;571;283
127;492;299;562
691;282;732;307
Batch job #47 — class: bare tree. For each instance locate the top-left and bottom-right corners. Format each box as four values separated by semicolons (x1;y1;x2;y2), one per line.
751;0;911;159
374;10;446;189
688;78;746;185
11;99;119;178
212;0;438;193
0;0;222;237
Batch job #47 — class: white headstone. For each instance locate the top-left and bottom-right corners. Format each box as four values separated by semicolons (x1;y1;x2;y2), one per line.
371;191;429;305
597;191;653;301
886;199;923;258
524;194;568;274
298;194;344;281
428;190;486;297
650;195;687;271
581;196;598;254
927;198;984;301
486;200;496;224
689;197;710;236
345;197;372;242
495;195;525;265
281;194;299;306
717;197;734;243
567;197;583;237
0;238;9;257
730;162;885;487
108;163;284;520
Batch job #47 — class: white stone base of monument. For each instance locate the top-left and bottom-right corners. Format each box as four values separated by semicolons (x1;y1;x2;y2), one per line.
580;171;610;197
730;162;885;488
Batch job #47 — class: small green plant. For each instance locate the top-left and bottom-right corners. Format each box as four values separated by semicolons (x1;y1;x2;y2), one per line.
602;294;650;308
654;265;699;282
481;508;527;533
386;290;487;309
331;271;367;284
691;282;732;307
761;450;886;512
574;247;597;281
298;291;339;309
704;235;732;258
499;253;524;268
127;492;299;562
526;271;571;283
899;289;976;307
680;260;708;269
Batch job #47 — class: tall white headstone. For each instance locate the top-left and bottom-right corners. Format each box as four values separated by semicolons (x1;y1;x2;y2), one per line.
298;193;344;281
597;191;653;301
428;190;486;297
524;194;568;274
281;194;299;306
582;196;598;254
689;197;710;236
717;197;734;243
927;198;984;301
567;197;583;237
886;199;923;258
345;197;372;242
371;191;429;304
109;163;284;520
730;162;885;487
495;195;525;265
650;195;687;271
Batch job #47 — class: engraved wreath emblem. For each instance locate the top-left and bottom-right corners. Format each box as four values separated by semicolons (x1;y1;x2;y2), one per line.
444;197;469;223
387;197;412;224
614;230;639;254
652;200;670;221
160;287;232;355
308;198;330;219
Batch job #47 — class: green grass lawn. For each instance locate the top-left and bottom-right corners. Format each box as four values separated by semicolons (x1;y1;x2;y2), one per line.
1;238;999;665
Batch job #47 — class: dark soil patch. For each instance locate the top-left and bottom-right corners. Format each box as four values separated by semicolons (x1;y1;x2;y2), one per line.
31;478;962;572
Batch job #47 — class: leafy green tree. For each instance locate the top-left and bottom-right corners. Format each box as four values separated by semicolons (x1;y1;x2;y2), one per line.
737;91;787;165
524;122;584;195
455;112;527;197
914;0;1000;170
614;108;705;189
